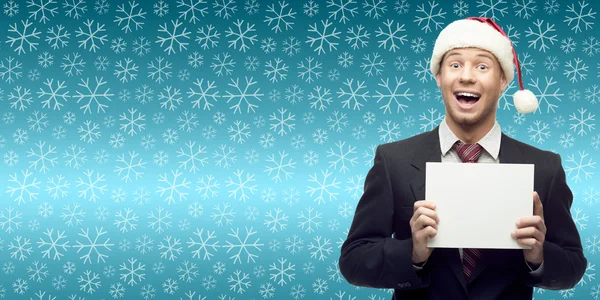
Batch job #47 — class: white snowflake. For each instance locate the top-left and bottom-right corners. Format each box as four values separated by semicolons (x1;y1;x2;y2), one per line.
476;0;507;20
414;1;446;33
375;76;413;114
306;19;340;55
527;76;563;113
114;58;139;83
37;228;69;260
565;151;595;183
304;0;319;17
114;208;138;233
586;235;600;254
223;227;264;264
75;19;107;52
327;0;357;24
196;24;220;49
269;257;295;286
419;107;444;132
306;168;341;204
159;86;182;110
269;107;295;136
197;174;220;200
73;227;114;264
263;58;288;82
188;228;219;260
156;19;190;54
7;19;41;54
0;56;23;84
148;207;172;233
361;52;385;76
115;0;146;33
226;19;257;52
345;25;369;50
38;79;69;110
525;19;557;52
6;169;41;205
211;203;235;227
75;169;107;202
74;76;114;114
3;0;19;17
61;203;84;227
265;1;295;32
156;169;191;205
224;76;264;114
225;169;257;202
564;0;596;33
264;151;296;183
63;0;86;19
214;0;237;19
569;107;595;136
176;140;207;173
188;78;218;110
0;207;22;234
327;141;357;173
564;58;588;83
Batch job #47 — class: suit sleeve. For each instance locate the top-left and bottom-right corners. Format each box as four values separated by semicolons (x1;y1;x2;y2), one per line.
339;145;430;289
523;153;587;289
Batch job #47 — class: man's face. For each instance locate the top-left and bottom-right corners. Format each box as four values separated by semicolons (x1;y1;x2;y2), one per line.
435;47;508;129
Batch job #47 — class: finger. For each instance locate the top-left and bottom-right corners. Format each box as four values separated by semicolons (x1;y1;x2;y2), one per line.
414;214;438;230
533;191;544;220
516;216;546;233
426;226;437;238
516;238;542;248
412;206;439;224
414;200;436;212
511;227;545;242
416;226;437;241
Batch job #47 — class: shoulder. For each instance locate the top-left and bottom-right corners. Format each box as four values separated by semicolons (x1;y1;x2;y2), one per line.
502;134;561;169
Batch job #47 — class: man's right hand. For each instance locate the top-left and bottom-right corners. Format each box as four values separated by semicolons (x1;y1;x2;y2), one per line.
410;200;438;264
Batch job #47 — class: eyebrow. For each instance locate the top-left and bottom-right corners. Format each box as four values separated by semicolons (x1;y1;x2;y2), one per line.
445;52;494;61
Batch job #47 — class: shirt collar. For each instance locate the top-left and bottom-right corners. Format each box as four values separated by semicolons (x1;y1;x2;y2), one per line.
439;117;501;160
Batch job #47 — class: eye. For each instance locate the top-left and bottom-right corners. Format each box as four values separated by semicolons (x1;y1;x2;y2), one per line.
478;65;488;70
450;63;460;68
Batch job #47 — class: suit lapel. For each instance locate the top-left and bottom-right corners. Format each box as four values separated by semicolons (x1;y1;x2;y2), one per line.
468;133;526;284
408;127;469;292
409;126;441;202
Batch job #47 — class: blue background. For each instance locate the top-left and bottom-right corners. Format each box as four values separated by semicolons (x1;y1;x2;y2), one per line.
0;0;598;299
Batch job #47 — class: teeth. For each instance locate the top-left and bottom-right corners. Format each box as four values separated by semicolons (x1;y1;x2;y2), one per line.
455;92;480;98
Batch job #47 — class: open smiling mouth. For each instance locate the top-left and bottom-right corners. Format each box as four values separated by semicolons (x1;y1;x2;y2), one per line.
453;91;481;108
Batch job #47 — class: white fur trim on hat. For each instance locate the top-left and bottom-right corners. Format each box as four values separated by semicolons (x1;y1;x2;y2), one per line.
430;19;515;84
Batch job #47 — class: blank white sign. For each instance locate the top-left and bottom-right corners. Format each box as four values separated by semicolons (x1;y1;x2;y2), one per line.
425;162;534;249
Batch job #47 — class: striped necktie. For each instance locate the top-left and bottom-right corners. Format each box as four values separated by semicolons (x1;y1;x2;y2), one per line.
452;140;484;281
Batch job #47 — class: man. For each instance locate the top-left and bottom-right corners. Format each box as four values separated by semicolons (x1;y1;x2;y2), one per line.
339;17;586;299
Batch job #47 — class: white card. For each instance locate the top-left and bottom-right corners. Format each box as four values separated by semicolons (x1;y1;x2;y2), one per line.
425;162;534;249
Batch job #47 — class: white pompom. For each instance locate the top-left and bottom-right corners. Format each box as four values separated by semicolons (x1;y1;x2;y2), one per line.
513;89;538;114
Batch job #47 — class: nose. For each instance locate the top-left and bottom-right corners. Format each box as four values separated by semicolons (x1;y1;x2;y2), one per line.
459;68;476;83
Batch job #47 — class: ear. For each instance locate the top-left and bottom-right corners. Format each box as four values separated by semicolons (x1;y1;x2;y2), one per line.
435;71;441;88
500;72;508;93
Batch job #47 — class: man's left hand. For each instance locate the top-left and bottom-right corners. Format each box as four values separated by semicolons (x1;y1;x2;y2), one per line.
511;191;546;266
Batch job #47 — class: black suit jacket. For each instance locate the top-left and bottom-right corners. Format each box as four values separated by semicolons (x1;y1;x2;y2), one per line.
339;126;586;299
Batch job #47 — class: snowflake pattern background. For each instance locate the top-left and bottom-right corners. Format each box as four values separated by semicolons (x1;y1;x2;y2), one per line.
0;0;599;299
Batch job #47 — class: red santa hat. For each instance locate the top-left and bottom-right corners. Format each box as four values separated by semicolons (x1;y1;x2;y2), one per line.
430;17;538;114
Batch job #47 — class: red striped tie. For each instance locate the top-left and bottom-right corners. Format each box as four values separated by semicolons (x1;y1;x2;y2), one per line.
452;141;483;281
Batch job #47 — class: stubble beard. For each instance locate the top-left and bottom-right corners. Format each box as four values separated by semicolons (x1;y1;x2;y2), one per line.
445;94;498;130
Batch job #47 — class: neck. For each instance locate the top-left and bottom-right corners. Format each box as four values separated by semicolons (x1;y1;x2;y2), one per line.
445;117;495;144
